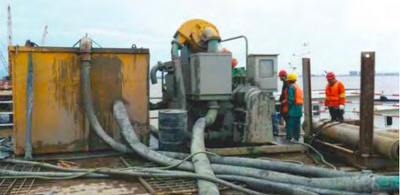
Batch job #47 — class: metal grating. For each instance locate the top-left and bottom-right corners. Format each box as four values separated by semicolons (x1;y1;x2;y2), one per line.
0;163;44;195
120;156;239;195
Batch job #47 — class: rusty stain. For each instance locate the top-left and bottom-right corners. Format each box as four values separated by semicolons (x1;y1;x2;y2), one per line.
11;47;150;155
51;55;83;126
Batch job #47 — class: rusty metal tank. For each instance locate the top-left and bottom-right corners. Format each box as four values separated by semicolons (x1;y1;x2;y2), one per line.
9;46;149;155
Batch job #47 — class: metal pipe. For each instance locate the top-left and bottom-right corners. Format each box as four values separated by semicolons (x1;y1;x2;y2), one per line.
313;120;399;160
191;102;219;194
171;54;186;109
302;58;312;138
221;35;248;68
24;52;34;160
150;62;163;84
207;39;219;53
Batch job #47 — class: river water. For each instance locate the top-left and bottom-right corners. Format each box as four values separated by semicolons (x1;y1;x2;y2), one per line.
279;75;399;95
151;75;400;98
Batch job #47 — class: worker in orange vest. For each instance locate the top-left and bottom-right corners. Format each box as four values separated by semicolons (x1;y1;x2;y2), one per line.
282;73;303;141
324;72;345;122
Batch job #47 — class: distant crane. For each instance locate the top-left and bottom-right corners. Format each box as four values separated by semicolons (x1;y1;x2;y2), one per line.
0;52;7;72
7;5;13;46
41;25;48;45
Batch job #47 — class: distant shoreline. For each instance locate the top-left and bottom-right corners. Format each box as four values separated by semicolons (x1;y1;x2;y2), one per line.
305;74;399;77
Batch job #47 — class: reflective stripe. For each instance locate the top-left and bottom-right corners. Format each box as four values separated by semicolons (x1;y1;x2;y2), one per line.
340;93;346;98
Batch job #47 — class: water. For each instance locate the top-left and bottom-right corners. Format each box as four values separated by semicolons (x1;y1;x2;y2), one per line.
278;75;399;95
151;75;400;98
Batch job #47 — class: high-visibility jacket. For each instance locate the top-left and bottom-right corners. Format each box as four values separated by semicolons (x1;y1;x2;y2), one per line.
282;83;304;113
325;81;345;107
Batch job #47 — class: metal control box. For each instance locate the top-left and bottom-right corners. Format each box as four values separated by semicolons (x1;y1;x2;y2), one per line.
247;54;278;91
187;53;232;100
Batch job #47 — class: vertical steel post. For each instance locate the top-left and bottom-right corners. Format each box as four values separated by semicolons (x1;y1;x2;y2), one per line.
359;52;375;156
302;58;312;138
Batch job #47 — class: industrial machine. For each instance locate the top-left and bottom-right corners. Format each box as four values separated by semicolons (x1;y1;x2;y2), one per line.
150;19;278;149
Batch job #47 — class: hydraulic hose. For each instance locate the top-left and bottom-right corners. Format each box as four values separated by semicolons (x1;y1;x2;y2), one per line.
150;62;163;84
159;151;357;178
219;175;317;195
24;52;34;160
191;102;219;194
218;175;369;195
0;169;109;179
80;37;131;153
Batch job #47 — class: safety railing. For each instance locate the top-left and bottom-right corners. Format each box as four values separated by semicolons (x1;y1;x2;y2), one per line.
311;100;399;108
316;91;400;97
315;109;399;118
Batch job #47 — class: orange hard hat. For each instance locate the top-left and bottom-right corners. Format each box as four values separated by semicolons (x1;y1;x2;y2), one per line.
279;70;287;76
232;58;238;68
326;72;335;80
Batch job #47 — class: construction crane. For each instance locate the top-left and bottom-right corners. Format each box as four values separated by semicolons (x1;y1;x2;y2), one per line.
0;52;7;72
7;5;13;46
41;25;48;45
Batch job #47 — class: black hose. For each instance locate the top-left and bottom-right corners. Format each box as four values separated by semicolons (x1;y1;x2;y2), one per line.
218;175;369;195
80;38;131;153
25;52;34;160
159;151;357;178
191;102;219;195
150;62;162;84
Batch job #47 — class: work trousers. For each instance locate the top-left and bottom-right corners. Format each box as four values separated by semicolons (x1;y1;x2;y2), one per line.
328;107;344;122
272;112;279;135
286;117;301;141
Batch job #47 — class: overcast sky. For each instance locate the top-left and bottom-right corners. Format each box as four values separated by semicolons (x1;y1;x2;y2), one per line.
0;0;399;77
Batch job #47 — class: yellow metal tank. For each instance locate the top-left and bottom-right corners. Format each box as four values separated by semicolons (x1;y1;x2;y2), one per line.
10;46;149;155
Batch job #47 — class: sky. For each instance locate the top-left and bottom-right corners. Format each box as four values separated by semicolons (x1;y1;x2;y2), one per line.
0;0;399;78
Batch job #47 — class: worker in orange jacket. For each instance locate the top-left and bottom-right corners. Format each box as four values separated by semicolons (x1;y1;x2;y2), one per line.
282;73;303;141
324;72;345;122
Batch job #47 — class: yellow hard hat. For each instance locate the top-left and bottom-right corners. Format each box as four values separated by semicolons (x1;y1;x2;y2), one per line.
287;73;297;81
